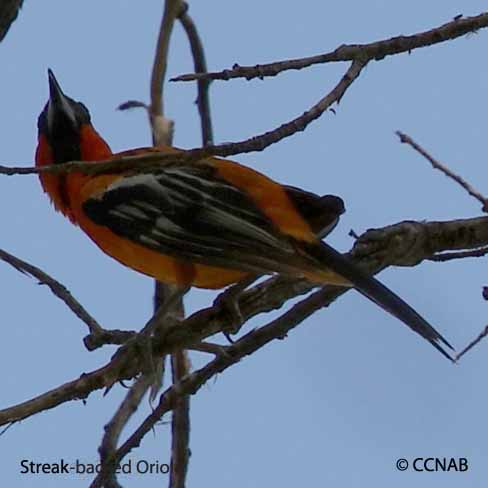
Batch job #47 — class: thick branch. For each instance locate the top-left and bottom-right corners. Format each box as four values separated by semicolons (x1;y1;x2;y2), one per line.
352;216;488;267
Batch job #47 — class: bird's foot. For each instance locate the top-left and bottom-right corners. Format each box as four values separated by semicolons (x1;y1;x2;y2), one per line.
213;275;258;342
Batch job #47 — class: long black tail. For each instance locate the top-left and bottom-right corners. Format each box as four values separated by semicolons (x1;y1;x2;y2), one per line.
305;241;454;361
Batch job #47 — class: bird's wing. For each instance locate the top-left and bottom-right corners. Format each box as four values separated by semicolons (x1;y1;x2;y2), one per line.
81;164;317;276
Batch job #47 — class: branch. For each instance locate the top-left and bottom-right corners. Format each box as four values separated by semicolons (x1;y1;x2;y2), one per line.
352;217;488;267
3;35;366;177
3;215;488;427
427;247;488;262
162;4;216;486
60;6;212;484
0;58;366;179
89;284;347;488
150;0;182;123
457;324;488;361
169;351;191;488
98;375;152;488
396;131;488;211
178;2;214;146
148;4;193;488
0;247;103;336
171;13;488;82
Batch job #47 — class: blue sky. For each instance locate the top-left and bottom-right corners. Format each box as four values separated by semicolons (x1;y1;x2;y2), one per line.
1;2;487;487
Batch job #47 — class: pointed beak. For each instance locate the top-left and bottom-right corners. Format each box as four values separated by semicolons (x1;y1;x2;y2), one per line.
47;69;77;131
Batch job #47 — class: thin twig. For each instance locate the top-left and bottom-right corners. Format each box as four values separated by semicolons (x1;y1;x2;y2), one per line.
456;324;488;361
428;247;488;262
171;13;488;82
396;131;488;211
0;247;103;336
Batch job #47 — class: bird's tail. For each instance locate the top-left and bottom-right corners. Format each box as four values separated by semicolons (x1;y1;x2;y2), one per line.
302;241;454;361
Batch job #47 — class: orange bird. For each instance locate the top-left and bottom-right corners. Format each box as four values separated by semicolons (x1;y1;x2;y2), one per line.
35;70;454;360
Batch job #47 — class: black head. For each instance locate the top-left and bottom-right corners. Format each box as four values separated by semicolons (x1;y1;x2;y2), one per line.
37;69;92;163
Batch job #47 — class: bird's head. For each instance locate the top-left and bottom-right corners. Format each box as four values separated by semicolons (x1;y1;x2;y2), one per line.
36;69;111;166
35;70;112;220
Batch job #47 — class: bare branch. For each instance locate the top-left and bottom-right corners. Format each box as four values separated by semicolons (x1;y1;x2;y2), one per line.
172;13;488;82
0;247;103;336
428;247;488;262
0;152;195;177
185;58;366;156
117;100;148;111
187;342;230;355
456;324;488;361
150;5;215;487
83;329;135;351
146;4;193;488
352;217;488;267
150;0;183;121
89;284;347;488
0;58;366;178
178;2;214;145
3;215;488;426
396;131;488;211
169;351;191;488
98;376;152;487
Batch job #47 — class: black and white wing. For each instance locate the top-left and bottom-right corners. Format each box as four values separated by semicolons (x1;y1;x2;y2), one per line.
83;166;317;276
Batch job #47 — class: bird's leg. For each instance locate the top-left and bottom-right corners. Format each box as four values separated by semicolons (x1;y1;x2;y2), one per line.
213;275;259;342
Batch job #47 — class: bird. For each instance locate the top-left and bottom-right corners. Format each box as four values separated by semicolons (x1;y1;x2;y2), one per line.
35;69;454;360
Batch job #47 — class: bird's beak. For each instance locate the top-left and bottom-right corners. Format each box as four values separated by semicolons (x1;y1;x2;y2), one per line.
47;69;77;131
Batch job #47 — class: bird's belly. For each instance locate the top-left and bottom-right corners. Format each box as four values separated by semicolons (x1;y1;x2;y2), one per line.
76;213;249;288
